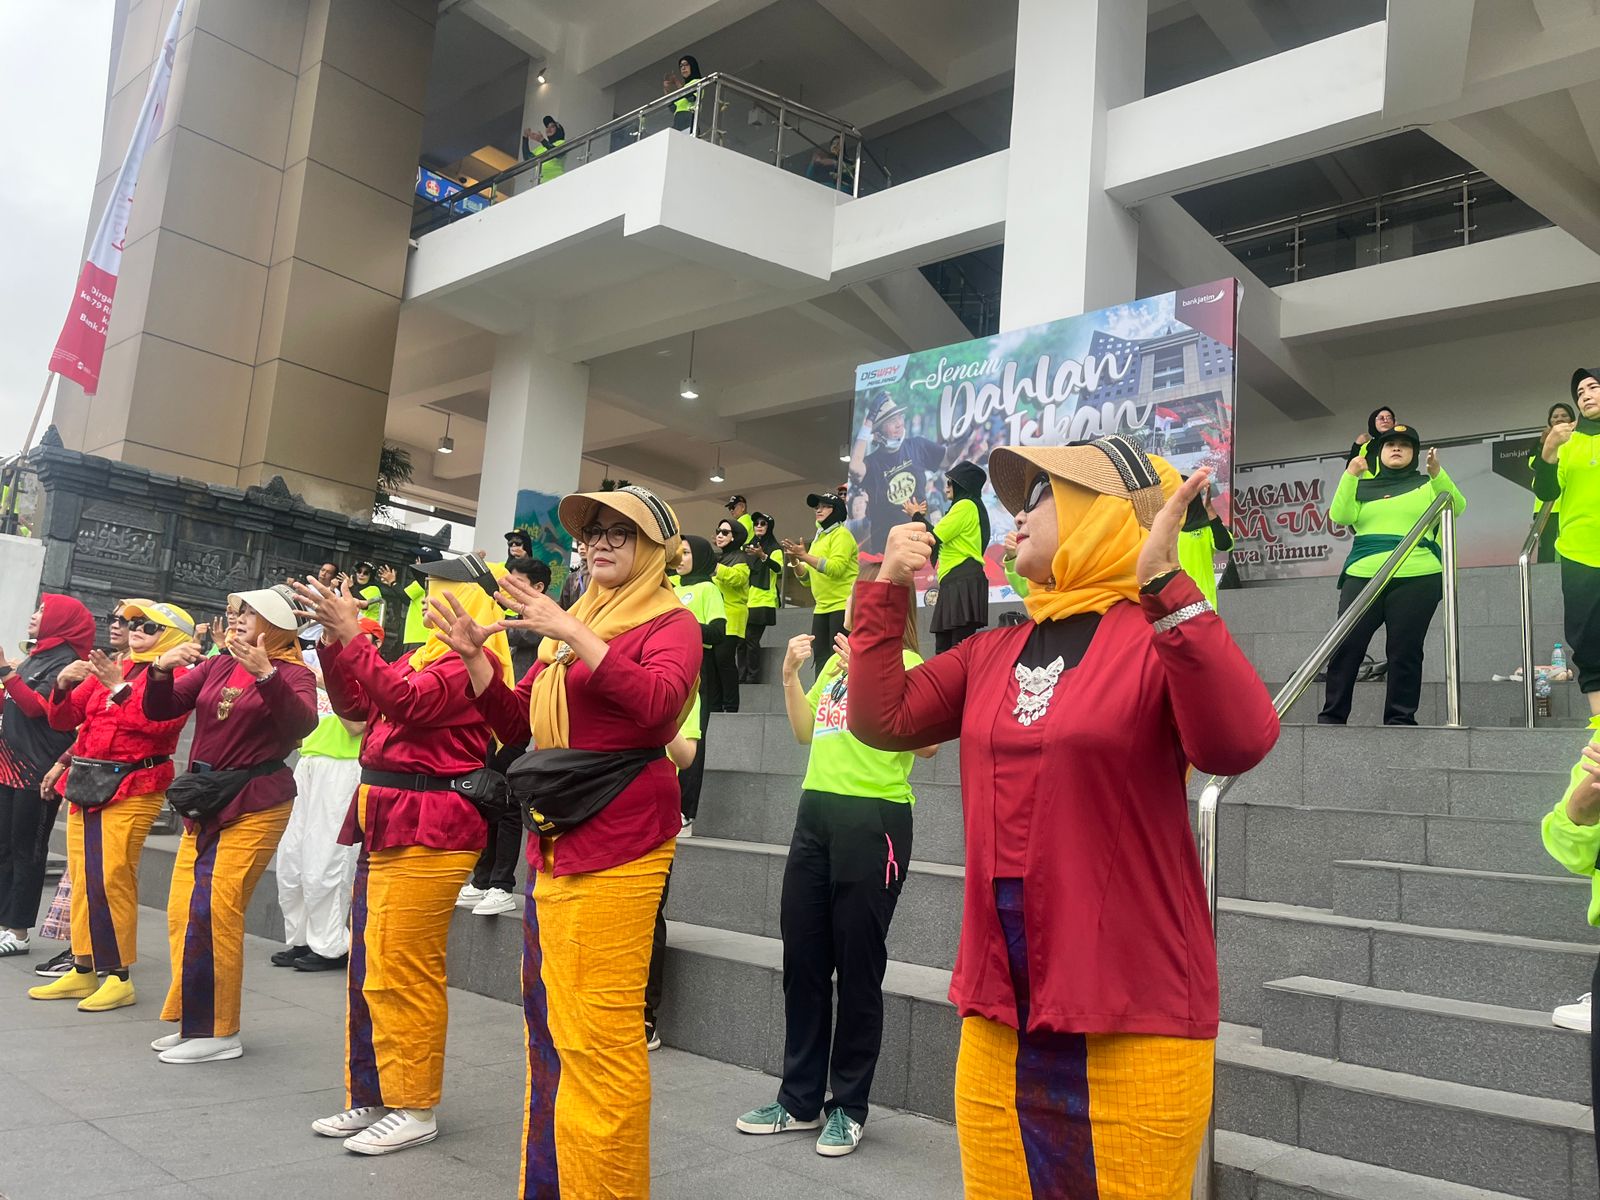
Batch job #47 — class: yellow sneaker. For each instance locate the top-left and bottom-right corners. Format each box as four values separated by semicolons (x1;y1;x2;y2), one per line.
29;969;99;1001
78;974;136;1012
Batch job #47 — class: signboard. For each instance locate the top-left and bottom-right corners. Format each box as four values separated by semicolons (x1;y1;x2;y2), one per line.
851;279;1239;599
415;167;490;215
512;488;574;594
1231;433;1546;582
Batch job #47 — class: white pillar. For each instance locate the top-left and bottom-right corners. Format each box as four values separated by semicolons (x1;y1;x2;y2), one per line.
999;0;1148;331
476;333;588;544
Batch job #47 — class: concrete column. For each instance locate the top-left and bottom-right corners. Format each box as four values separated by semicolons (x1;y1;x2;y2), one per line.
475;333;588;543
998;0;1148;331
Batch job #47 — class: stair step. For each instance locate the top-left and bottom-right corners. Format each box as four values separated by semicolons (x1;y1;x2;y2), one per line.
1216;1131;1530;1200
1217;899;1595;1025
1275;682;1588;729
1381;766;1573;819
1260;976;1590;1104
1331;860;1592;941
1216;1024;1591;1200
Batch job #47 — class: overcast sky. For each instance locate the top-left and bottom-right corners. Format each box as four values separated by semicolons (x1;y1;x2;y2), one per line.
0;2;114;457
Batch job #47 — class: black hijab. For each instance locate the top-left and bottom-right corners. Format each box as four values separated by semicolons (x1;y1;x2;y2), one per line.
1356;426;1428;502
1366;408;1396;440
680;535;716;584
715;519;747;567
1570;370;1600;435
1182;477;1212;532
541;116;566;143
749;513;778;590
944;461;991;550
679;55;702;83
810;492;846;530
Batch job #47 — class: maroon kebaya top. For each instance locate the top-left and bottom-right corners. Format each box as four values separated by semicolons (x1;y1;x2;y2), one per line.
143;653;318;827
320;634;492;853
474;607;700;878
847;572;1278;1040
47;666;188;807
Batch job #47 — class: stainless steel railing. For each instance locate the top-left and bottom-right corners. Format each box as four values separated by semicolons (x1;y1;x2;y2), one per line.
1519;500;1556;728
1190;489;1461;1200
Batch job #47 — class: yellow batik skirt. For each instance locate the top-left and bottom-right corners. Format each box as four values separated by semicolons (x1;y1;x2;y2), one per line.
520;838;674;1200
67;791;165;969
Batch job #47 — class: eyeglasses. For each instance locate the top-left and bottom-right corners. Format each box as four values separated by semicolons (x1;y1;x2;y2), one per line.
1023;473;1053;513
579;523;636;550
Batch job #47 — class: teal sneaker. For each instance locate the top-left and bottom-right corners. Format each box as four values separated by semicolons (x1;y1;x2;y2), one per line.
736;1102;822;1135
815;1108;863;1157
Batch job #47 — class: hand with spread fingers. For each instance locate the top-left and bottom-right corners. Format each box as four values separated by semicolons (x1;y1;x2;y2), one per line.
291;577;361;644
1137;467;1212;587
86;649;124;689
229;633;274;681
425;593;497;661
499;572;575;642
378;565;398;586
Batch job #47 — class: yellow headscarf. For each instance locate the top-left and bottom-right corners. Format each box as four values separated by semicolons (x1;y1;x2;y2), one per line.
410;574;516;688
1022;456;1181;623
120;600;197;664
529;527;685;750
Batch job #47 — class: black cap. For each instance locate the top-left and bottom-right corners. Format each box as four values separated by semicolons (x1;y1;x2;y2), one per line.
806;492;843;510
1371;423;1421;456
414;546;443;564
504;529;532;549
1572;369;1600;403
724;494;747;509
416;553;499;597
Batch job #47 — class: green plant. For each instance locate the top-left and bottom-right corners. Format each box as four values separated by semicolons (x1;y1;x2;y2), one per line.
374;444;415;518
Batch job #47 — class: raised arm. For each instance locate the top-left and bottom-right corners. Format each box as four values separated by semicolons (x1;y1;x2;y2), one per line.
323;633;466;726
142;647;211;720
846;580;967;751
318;636;377;723
45;676;94;732
1328;469;1361;527
256;664;319;741
584;609;699;727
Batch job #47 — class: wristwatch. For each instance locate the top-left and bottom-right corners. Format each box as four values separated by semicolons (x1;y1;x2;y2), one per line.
0;664;14;681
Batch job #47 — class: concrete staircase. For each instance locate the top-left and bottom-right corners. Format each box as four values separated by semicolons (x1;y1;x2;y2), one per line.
91;563;1597;1197
657;566;1599;1200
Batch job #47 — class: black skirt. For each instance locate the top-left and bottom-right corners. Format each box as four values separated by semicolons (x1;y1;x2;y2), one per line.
746;604;777;628
930;557;989;633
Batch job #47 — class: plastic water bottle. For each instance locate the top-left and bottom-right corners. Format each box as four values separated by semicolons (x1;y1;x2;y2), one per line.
1553;642;1567;675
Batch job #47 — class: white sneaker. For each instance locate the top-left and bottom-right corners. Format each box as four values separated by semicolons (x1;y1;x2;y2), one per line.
159;1034;242;1064
1553;992;1592;1032
0;931;30;956
679;817;694;839
313;1105;389;1137
457;884;486;907
343;1107;438;1155
150;1031;186;1052
472;887;516;916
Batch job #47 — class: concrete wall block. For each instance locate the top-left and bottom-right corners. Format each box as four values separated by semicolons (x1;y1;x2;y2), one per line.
1441;768;1570;818
657;949;774;1070
1370;927;1595;1011
1216;1059;1300;1144
1330;862;1402;922
885;871;963;970
1466;726;1590;772
693;770;769;843
704;714;765;772
1260;982;1340;1058
666;842;773;937
907;784;966;867
1217;908;1371;1026
903;999;960;1122
1297;1079;1573;1200
869;993;913;1112
1423;814;1564;877
1244;807;1426;907
1397;868;1591;941
760;714;812;776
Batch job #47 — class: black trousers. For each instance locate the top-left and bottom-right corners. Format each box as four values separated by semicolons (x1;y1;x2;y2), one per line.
1319;573;1442;725
1562;556;1600;693
741;624;767;683
935;625;981;655
777;790;912;1125
1540;512;1561;563
706;639;740;713
646;864;673;1024
0;785;59;930
678;722;707;823
471;806;523;892
811;609;846;684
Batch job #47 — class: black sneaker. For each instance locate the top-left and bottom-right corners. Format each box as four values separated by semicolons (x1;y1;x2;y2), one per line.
293;951;349;972
271;944;312;967
645;1021;661;1051
34;947;75;977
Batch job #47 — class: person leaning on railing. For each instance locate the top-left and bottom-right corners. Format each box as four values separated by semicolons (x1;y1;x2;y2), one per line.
666;55;702;131
1535;368;1600;719
1319;424;1465;726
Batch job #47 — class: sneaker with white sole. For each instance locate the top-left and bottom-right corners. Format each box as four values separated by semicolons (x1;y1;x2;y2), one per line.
815;1108;863;1157
736;1102;822;1135
678;816;694;838
343;1107;437;1156
456;884;486;907
1554;992;1592;1033
34;947;75;977
150;1031;186;1052
471;887;516;916
158;1034;242;1064
313;1105;389;1137
0;931;31;956
645;1020;661;1051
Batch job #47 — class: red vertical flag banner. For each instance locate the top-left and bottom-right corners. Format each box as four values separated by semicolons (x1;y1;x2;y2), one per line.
49;0;185;395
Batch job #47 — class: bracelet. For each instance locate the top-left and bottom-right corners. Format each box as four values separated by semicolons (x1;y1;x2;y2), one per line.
1151;600;1214;635
255;666;278;685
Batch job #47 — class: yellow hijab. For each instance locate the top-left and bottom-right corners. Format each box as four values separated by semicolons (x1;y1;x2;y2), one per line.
121;600;196;664
529;531;684;750
1023;456;1181;623
410;574;516;687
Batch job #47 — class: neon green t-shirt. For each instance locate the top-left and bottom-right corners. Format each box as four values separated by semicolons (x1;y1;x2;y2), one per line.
1328;470;1467;579
794;523;859;615
675;580;726;647
714;561;750;639
801;649;922;802
357;584;383;625
932;498;984;580
402;580;428;645
299;690;362;759
1177;527;1221;608
1549;433;1600;567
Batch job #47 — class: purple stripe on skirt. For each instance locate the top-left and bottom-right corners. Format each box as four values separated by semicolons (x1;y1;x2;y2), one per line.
346;849;381;1106
521;875;562;1199
180;827;221;1038
82;808;123;968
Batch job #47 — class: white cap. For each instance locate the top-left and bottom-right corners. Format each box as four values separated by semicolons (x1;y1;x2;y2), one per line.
227;584;302;632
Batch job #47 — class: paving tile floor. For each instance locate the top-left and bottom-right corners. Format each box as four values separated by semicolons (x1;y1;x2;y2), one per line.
0;894;962;1199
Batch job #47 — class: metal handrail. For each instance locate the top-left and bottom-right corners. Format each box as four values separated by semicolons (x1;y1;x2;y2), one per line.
1190;488;1461;1200
1216;171;1495;244
1519;500;1556;728
411;71;876;236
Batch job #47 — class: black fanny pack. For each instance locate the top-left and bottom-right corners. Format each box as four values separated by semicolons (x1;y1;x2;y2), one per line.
359;768;513;821
167;760;286;823
65;755;170;810
507;746;664;835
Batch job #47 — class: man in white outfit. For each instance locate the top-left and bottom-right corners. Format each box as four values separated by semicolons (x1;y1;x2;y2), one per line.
270;620;378;971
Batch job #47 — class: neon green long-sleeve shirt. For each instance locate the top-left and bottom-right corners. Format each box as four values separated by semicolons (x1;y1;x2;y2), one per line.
1542;734;1600;927
793;524;859;614
1328;469;1466;579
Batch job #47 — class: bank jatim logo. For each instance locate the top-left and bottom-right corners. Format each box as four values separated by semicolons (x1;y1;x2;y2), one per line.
1175;280;1239;348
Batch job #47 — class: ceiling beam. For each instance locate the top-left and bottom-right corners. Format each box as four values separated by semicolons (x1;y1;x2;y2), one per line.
1384;0;1474;118
1190;0;1278;63
1569;79;1600;166
1531;0;1599;31
812;0;946;92
567;0;782;87
1429;109;1600;255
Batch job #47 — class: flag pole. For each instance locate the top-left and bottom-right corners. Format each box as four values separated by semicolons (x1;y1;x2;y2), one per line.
0;374;54;535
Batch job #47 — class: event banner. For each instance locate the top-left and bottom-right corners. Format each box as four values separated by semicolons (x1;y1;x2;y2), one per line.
513;488;575;593
850;280;1239;599
1231;433;1543;582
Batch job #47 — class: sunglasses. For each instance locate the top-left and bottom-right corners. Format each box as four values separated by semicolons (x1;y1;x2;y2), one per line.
107;613;129;626
1023;473;1053;513
129;620;164;636
579;523;636;550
